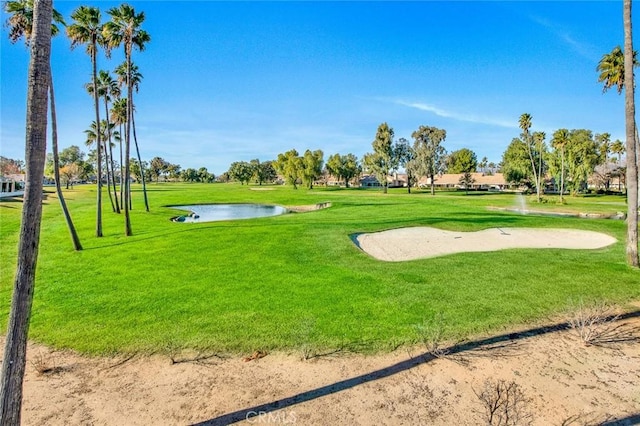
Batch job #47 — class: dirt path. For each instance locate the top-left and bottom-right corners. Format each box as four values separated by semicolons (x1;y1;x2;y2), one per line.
3;306;639;425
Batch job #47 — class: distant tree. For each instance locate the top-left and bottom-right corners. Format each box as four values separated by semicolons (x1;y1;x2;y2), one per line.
198;167;214;183
250;159;276;185
181;168;198;183
611;139;626;165
59;163;82;189
459;171;475;195
0;157;25;175
487;161;497;175
565;129;599;195
478;156;488;174
363;122;394;193
326;153;361;188
275;149;302;189
394;138;416;193
447;148;477;173
501;138;531;186
301;149;323;189
518;114;547;202
412;125;447;195
149;156;170;182
228;161;253;185
129;158;148;183
166;163;181;181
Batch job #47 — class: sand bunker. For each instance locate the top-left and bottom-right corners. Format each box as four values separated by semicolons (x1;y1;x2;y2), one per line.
354;227;617;261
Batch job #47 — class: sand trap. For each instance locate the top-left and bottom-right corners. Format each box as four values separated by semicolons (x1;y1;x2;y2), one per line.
354;227;617;261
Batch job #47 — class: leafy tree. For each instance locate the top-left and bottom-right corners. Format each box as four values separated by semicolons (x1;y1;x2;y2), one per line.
0;157;25;175
228;161;253;185
104;3;151;233
301;149;323;189
149;156;170;182
459;172;475;195
275;149;302;189
393;138;416;193
623;0;639;267
326;153;361;188
447;148;477;173
198;167;215;183
565;129;599;195
67;5;105;236
0;0;52;421
181;168;198;183
59;163;82;189
501;138;531;186
250;159;277;185
166;163;181;181
363;122;394;193
411;125;447;195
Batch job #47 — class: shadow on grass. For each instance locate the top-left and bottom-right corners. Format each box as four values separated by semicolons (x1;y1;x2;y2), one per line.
191;310;640;426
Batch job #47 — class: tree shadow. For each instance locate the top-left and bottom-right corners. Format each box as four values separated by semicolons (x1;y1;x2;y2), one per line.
192;310;640;426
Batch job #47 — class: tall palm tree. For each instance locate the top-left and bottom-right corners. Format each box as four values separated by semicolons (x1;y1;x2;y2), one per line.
0;0;52;422
551;129;570;204
85;119;118;212
611;139;626;191
623;0;639;267
5;0;82;251
115;61;149;212
67;6;105;237
110;97;127;206
87;70;121;213
104;4;151;235
518;113;542;202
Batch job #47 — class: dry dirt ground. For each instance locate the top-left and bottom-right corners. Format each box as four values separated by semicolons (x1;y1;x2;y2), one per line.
4;304;639;425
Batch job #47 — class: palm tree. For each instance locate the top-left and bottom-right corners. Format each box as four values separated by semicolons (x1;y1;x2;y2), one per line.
87;70;121;213
623;0;639;267
5;0;82;251
0;0;52;422
518;113;542;202
85;119;118;212
104;4;151;235
110;97;127;206
115;61;149;212
597;46;628;94
67;6;105;237
551;129;570;204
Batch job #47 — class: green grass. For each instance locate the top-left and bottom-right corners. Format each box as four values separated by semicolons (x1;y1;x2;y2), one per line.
1;184;638;355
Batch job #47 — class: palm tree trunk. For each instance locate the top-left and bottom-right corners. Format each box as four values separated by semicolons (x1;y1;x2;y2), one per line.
91;48;103;237
119;122;124;207
623;0;639;267
0;1;52;422
537;140;543;200
104;98;120;213
560;148;565;204
50;71;82;250
131;107;149;211
124;48;133;236
103;140;116;212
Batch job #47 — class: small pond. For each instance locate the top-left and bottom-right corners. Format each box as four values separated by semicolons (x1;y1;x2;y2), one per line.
170;204;287;223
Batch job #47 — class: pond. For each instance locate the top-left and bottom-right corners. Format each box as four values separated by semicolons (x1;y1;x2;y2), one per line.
170;204;288;223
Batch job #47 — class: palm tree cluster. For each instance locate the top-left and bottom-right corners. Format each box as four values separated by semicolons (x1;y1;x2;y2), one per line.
67;3;150;237
4;1;150;240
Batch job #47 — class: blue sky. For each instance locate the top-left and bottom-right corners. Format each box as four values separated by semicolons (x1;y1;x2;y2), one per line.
0;1;632;174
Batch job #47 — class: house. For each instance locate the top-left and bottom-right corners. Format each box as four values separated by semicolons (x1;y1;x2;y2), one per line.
0;174;25;198
418;173;510;191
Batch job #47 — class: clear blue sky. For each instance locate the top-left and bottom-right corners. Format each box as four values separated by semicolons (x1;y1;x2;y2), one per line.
0;1;632;174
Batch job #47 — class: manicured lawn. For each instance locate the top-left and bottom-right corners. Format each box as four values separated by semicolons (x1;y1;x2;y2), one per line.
1;184;638;355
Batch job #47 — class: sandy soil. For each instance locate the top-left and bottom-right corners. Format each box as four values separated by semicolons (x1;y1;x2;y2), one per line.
355;227;617;262
5;306;639;425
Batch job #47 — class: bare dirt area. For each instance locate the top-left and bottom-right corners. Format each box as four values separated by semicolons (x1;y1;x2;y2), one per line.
4;305;639;425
